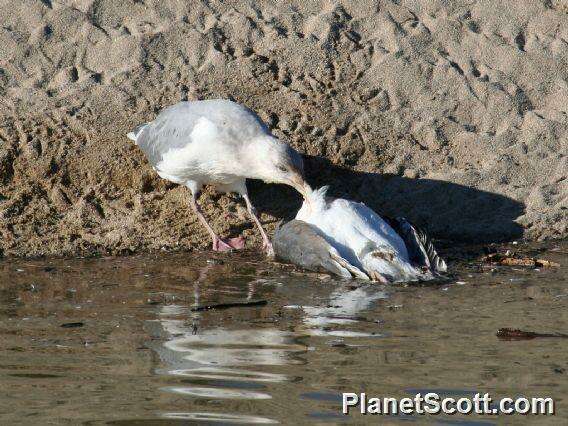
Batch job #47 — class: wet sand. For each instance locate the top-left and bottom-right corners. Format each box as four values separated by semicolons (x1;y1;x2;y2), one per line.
0;241;566;424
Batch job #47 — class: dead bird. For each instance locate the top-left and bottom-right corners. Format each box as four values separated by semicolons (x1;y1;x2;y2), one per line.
274;186;446;283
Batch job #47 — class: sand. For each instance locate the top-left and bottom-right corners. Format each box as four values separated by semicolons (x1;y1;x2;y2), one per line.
0;0;567;257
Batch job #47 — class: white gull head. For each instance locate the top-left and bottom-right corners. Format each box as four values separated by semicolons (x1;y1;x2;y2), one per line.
248;135;310;197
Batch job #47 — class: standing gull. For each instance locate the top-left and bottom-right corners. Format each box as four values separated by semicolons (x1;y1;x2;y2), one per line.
127;99;309;255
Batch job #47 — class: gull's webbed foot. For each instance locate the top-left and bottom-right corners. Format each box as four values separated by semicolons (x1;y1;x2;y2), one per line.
227;236;245;250
212;238;233;252
212;236;245;252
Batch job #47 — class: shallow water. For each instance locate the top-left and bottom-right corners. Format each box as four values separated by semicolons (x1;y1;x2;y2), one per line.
0;241;566;425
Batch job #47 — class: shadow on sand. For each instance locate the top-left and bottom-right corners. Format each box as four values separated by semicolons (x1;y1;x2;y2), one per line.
247;155;525;244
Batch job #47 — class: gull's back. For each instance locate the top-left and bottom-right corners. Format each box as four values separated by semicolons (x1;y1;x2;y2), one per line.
273;219;369;279
131;99;270;168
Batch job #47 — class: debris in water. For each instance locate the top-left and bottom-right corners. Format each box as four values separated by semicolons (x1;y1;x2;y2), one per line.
482;252;560;268
190;299;267;312
60;322;85;328
387;304;403;310
497;328;568;340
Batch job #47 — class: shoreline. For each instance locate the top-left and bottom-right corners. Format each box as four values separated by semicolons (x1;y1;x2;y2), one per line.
1;1;567;256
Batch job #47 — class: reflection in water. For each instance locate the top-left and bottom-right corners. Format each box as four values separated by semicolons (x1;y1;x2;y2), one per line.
162;412;279;424
157;320;306;367
150;264;388;423
2;244;566;424
152;312;297;420
168;367;288;382
163;385;272;399
296;286;389;337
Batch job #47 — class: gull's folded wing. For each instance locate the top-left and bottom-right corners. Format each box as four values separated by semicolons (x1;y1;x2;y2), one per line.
274;220;369;279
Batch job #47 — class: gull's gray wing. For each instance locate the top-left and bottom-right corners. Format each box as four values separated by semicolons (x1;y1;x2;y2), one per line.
274;220;369;279
134;103;206;167
132;100;269;167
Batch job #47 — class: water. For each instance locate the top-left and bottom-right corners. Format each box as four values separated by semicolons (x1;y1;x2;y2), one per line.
0;242;566;424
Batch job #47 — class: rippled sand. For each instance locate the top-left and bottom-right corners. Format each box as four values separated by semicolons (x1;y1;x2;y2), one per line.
1;1;567;256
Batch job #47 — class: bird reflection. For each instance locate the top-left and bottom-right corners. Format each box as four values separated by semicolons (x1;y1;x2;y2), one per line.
148;262;388;421
149;263;306;404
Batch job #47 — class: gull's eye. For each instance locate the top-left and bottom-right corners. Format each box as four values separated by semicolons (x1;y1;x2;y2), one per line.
277;165;288;173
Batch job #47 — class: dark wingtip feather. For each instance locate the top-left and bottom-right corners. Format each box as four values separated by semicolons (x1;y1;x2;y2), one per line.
388;217;447;273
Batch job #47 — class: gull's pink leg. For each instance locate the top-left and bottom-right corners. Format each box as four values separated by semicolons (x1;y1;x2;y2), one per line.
242;193;274;257
189;192;243;251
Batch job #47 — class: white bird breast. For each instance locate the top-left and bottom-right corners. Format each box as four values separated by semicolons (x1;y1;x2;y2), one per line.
296;190;412;276
298;200;405;253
